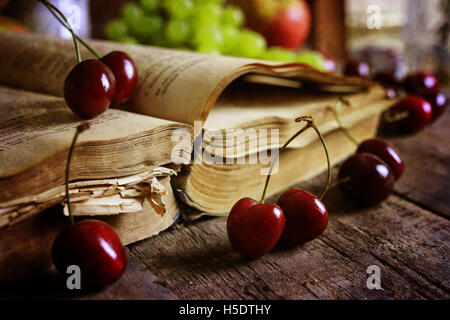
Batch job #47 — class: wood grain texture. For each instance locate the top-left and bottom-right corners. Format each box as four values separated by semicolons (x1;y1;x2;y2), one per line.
126;192;449;300
380;108;450;217
0;248;177;300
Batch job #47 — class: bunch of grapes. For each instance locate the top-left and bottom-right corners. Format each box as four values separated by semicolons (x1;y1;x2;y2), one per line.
105;0;326;70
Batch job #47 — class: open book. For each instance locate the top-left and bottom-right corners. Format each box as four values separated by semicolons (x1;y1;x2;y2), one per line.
0;32;394;281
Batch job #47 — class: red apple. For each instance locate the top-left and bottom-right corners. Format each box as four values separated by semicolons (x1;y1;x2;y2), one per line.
231;0;311;49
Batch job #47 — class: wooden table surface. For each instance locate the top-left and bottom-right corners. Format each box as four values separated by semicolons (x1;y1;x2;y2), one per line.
2;107;449;300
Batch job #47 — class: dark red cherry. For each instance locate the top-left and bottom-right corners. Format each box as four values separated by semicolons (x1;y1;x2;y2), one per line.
338;153;395;207
227;198;285;259
276;188;328;246
404;71;440;95
51;220;127;289
357;138;404;180
387;96;433;133
344;60;371;78
420;91;447;120
64;59;116;118
100;51;138;107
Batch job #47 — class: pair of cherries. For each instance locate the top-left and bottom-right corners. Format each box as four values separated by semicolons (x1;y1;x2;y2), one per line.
345;60;446;132
227;189;328;259
40;0;128;289
227;117;329;259
331;100;404;207
387;72;445;133
64;51;138;118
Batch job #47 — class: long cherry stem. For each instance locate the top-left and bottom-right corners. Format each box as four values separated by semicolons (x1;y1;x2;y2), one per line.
334;99;359;146
326;176;351;191
65;123;89;225
39;0;102;60
260;119;312;203
40;1;81;63
307;120;332;199
260;116;332;203
384;110;410;123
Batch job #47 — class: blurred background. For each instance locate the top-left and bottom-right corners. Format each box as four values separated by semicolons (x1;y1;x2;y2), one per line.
1;0;448;85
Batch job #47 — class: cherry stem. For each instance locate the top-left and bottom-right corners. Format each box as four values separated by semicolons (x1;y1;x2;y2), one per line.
333;99;359;146
40;1;81;63
39;0;101;60
384;110;410;123
327;176;351;191
308;120;332;200
65;123;90;225
259;116;332;203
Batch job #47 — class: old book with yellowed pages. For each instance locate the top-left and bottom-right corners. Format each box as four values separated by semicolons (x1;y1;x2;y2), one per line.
0;32;395;219
0;86;191;225
0;86;186;284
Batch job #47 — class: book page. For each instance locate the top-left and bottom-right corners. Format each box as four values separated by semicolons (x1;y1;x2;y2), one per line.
0;32;369;125
0;86;186;178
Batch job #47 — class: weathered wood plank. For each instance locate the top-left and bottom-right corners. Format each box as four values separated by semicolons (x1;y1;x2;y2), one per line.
0;248;177;300
127;187;449;299
379;105;450;217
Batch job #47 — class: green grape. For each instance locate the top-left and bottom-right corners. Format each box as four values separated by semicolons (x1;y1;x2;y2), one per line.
192;3;222;29
193;0;225;6
194;0;224;3
197;44;221;55
105;20;128;41
220;25;239;55
295;50;326;71
234;30;267;58
221;5;244;27
120;36;139;44
162;0;194;19
128;15;163;44
191;25;223;49
122;3;144;25
262;47;296;62
140;0;159;12
166;19;191;46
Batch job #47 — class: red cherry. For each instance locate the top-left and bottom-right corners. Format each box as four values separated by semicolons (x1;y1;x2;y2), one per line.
338;153;395;206
404;71;440;95
420;91;447;120
51;220;127;289
64;59;116;118
357;138;404;180
227;198;285;259
344;60;371;78
388;96;433;133
276;188;328;246
100;51;138;107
